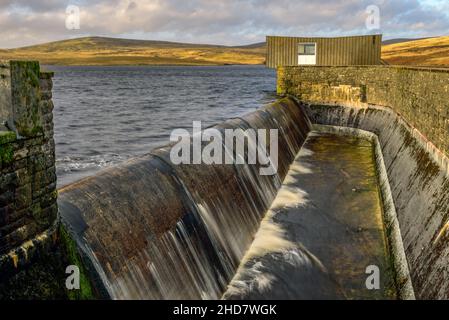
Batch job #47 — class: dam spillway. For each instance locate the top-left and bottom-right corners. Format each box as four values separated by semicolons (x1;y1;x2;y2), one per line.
4;62;449;300
58;98;313;299
224;131;397;300
57;98;407;299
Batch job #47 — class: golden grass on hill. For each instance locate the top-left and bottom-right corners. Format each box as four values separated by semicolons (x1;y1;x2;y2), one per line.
382;36;449;67
2;35;449;67
0;37;266;66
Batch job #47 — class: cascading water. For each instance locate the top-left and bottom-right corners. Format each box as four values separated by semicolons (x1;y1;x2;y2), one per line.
58;98;312;299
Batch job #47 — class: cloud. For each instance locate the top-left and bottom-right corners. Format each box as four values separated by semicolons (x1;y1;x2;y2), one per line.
0;0;448;48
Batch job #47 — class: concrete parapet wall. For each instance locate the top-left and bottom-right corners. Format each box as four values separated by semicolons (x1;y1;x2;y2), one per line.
0;61;58;271
277;66;449;159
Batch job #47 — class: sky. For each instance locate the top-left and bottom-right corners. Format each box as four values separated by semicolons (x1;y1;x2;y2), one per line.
0;0;448;48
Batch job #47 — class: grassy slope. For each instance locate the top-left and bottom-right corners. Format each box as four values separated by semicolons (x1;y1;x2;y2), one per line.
2;35;449;67
382;36;449;66
0;36;266;66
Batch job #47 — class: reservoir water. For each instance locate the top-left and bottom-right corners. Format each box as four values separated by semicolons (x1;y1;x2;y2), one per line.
46;65;276;186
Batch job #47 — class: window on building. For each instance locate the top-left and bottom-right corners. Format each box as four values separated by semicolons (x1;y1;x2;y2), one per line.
298;43;316;55
298;43;317;65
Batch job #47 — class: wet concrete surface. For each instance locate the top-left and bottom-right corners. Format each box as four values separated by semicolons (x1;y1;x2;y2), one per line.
224;131;397;300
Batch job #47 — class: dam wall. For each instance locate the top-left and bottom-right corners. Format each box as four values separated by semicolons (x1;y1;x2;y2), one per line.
0;61;58;271
277;65;449;159
1;60;445;299
58;98;312;299
277;66;449;299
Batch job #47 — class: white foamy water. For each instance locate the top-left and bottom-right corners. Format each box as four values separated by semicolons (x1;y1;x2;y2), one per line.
223;146;328;298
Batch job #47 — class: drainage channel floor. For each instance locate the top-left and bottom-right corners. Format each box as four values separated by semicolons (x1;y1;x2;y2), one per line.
224;131;397;300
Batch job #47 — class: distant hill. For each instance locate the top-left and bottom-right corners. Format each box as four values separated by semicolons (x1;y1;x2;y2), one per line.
0;36;266;66
382;38;432;45
382;36;449;66
2;35;449;67
233;42;266;49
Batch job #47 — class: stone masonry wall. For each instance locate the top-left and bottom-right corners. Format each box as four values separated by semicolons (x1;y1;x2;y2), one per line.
277;66;449;158
0;61;58;271
0;62;13;130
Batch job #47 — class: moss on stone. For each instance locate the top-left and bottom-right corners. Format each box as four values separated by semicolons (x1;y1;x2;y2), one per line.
0;224;97;300
0;234;68;300
0;132;15;165
59;225;95;300
9;61;43;138
0;131;16;144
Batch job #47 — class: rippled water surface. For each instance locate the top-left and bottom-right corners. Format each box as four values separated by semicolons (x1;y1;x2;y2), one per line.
47;65;276;186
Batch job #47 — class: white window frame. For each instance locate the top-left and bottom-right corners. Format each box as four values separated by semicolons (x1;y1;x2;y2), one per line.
298;42;317;65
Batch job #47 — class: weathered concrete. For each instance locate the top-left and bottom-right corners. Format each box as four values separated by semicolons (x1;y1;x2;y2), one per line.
305;104;449;299
57;96;417;300
58;98;313;299
224;130;399;300
277;65;449;299
278;65;449;159
313;125;414;300
1;60;444;300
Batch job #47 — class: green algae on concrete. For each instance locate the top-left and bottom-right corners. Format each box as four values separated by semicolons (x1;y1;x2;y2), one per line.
299;132;397;299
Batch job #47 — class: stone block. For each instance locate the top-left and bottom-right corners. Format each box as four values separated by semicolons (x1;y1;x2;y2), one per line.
15;184;32;210
9;61;43;138
0;191;14;207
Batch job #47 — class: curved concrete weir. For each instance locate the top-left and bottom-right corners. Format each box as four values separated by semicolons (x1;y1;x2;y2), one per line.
58;97;419;299
58;98;312;299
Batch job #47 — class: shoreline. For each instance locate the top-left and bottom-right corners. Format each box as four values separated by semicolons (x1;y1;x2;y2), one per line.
41;63;266;68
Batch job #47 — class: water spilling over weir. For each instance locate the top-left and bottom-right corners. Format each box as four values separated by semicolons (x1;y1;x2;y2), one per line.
58;98;313;299
58;98;411;299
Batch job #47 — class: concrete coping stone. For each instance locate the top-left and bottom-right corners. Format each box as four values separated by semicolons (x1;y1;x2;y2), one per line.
280;65;449;73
